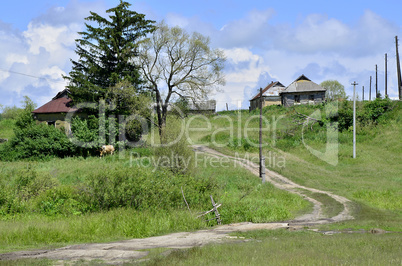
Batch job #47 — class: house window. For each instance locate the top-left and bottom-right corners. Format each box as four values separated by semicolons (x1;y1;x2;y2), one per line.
294;95;300;103
47;121;56;127
309;95;314;101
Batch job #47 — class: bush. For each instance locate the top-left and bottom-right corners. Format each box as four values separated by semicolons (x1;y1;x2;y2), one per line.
360;97;394;125
154;117;195;175
70;115;123;156
36;186;86;216
0;123;76;161
0;166;59;215
80;165;216;212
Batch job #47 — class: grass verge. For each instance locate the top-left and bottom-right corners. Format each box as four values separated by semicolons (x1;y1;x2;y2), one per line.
143;229;402;265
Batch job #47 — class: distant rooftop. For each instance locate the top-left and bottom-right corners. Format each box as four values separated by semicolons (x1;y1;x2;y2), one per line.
280;75;326;94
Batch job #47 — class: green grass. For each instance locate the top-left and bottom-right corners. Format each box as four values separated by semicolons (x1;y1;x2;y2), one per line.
0;149;309;252
143;229;402;265
188;102;402;231
0;101;400;263
0;209;205;253
193;154;310;223
0;119;15;140
0;258;53;266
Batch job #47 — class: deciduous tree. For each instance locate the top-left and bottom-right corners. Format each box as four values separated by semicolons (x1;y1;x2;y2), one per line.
138;22;226;142
320;80;347;101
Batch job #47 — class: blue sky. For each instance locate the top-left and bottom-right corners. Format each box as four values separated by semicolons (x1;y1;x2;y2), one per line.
1;0;401;111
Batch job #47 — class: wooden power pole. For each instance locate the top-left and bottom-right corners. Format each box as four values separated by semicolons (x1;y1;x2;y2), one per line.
352;81;358;159
375;64;378;98
259;88;263;179
369;76;372;101
362;86;364;101
385;53;388;97
396;36;402;100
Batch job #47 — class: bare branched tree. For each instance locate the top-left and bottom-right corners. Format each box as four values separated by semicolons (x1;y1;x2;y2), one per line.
138;22;226;142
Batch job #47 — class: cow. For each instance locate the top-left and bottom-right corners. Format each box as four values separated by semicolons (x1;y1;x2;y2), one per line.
100;145;115;157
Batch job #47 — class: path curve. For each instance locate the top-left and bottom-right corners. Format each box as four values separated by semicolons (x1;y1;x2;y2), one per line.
0;145;354;264
193;145;354;225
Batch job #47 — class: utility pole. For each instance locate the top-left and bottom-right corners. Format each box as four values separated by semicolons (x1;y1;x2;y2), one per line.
259;88;265;181
352;81;358;159
369;76;372;101
362;86;364;101
396;36;402;100
375;64;378;98
385;53;388;97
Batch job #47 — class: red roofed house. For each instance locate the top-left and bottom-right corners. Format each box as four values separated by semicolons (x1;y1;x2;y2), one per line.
249;81;285;111
32;89;84;133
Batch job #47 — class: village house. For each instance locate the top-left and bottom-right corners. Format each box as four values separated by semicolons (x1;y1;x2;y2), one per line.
280;75;326;107
32;89;84;133
249;81;285;111
186;99;216;113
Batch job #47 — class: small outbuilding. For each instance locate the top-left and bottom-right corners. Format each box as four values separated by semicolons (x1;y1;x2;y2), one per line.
249;81;285;111
187;99;216;113
280;75;326;107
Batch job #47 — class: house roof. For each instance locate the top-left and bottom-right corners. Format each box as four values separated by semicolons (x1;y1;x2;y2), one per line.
280;75;326;94
250;81;285;101
32;90;77;114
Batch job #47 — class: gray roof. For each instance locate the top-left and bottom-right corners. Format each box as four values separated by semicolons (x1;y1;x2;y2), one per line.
187;100;216;111
280;75;326;94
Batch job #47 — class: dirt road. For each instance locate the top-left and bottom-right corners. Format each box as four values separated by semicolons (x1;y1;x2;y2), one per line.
193;145;354;225
0;145;354;264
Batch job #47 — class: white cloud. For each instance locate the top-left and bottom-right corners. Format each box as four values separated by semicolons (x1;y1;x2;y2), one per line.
271;10;399;57
0;1;98;108
23;23;78;56
216;9;274;48
273;14;351;54
6;53;28;64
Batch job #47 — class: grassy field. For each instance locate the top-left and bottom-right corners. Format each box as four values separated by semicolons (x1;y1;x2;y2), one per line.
0;150;308;253
143;229;401;265
140;100;402;265
0;100;400;264
186;101;402;231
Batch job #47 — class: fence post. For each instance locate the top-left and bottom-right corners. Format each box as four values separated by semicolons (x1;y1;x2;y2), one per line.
210;195;221;225
261;156;266;183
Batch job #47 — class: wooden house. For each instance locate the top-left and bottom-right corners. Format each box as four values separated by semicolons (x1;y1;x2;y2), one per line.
249;81;285;111
32;89;84;133
187;99;216;113
280;75;326;107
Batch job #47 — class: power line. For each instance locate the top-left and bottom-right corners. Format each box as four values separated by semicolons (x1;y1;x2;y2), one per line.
0;68;67;85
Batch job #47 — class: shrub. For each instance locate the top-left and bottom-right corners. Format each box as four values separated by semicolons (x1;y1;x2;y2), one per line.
15;96;36;129
0;123;76;161
154;117;195;175
36;186;86;216
0;166;59;215
70;115;123;156
359;97;394;124
15;165;58;200
81;166;216;212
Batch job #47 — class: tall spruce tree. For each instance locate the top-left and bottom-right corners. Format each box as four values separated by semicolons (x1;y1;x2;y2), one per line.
64;1;155;113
